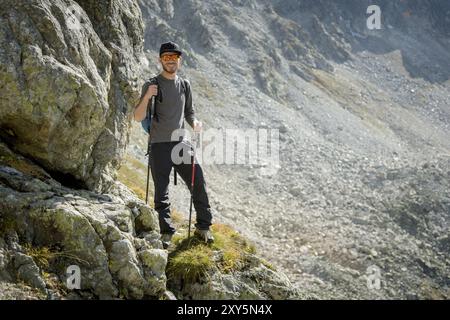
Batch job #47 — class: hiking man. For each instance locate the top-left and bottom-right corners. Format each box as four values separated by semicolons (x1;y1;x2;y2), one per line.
133;41;214;248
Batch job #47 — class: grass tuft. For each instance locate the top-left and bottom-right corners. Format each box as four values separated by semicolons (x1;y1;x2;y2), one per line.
167;242;213;283
23;244;54;270
167;223;257;284
23;243;88;270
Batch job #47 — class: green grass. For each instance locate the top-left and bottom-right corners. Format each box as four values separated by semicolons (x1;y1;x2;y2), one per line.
167;223;257;284
167;242;214;283
210;224;256;271
117;155;151;203
23;244;54;269
23;243;88;270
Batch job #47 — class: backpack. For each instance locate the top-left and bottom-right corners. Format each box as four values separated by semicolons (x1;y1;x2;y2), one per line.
140;75;190;134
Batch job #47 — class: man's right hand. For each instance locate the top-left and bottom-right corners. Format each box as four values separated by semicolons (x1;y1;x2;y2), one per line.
134;84;158;122
146;84;158;99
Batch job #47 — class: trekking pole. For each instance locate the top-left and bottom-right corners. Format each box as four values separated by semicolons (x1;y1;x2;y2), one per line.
145;94;155;205
143;76;161;204
187;131;198;241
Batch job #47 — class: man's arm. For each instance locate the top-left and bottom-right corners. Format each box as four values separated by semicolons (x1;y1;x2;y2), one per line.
134;81;153;122
184;79;199;129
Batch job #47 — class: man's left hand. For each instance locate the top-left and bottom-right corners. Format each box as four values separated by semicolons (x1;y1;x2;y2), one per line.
193;120;203;132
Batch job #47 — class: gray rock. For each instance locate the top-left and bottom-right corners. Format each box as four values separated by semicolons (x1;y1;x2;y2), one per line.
169;253;301;300
162;290;178;300
139;249;168;296
13;253;47;292
139;249;168;278
0;157;168;299
135;206;160;234
0;0;146;192
109;239;145;299
0;248;13;282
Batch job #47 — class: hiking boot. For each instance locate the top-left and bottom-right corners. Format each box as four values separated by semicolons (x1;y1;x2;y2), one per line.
194;229;214;244
160;233;173;249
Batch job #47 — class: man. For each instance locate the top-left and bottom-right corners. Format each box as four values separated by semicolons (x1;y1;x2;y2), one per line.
134;41;214;249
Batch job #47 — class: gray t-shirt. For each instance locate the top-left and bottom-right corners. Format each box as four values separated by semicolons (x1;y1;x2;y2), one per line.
140;74;196;143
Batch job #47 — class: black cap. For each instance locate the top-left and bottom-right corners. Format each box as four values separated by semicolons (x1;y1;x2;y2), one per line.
159;41;183;56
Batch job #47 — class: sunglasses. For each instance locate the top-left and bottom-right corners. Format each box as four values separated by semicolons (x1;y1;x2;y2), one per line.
161;54;180;62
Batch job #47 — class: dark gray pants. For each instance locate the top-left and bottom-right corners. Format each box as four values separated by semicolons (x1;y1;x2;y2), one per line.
150;141;212;234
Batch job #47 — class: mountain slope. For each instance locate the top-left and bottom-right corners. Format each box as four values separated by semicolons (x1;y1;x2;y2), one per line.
129;0;450;299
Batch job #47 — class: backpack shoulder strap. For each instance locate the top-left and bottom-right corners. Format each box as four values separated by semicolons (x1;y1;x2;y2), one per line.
149;76;160;121
179;77;190;97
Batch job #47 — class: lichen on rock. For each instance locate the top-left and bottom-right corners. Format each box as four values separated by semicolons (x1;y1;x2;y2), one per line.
0;142;165;299
0;0;146;192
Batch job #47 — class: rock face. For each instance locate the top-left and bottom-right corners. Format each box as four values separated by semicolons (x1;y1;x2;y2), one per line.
0;0;146;192
170;253;306;300
0;142;165;299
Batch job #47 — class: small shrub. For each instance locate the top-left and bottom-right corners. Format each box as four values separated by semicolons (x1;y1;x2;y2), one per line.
167;243;213;283
23;244;54;270
167;223;258;286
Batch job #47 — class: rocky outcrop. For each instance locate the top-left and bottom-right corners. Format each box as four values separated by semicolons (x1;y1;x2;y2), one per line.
0;142;166;299
170;253;305;300
0;0;146;192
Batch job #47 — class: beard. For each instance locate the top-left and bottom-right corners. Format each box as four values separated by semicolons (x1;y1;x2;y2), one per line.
162;63;178;74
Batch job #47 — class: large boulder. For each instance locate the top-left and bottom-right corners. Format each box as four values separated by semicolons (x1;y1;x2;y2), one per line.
0;142;166;299
0;0;146;192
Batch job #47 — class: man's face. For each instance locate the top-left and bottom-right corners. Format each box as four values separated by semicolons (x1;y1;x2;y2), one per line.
160;52;181;74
